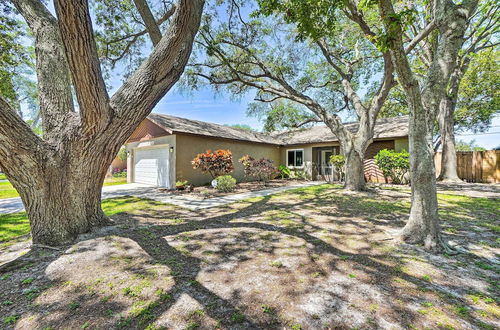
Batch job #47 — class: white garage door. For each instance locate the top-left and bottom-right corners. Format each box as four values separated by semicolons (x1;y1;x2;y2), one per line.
134;146;170;187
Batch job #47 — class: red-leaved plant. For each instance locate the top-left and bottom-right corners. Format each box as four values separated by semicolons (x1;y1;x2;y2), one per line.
192;149;234;179
239;155;278;182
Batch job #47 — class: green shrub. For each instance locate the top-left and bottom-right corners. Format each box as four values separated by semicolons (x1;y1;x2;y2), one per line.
176;180;189;189
215;175;236;192
278;165;291;179
112;169;127;178
293;170;308;180
374;149;410;184
329;154;345;181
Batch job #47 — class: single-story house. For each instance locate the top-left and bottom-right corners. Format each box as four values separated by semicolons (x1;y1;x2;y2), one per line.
125;113;409;188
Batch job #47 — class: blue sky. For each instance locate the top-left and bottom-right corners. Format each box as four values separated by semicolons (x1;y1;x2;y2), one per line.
26;1;500;149
153;88;264;129
153;88;500;149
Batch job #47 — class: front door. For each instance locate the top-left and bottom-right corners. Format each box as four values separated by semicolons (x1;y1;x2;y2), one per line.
321;150;333;176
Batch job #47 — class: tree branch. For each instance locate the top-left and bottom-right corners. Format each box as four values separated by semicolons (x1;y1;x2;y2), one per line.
0;96;43;157
111;0;205;126
104;6;176;46
133;0;162;46
54;0;111;135
11;0;74;139
405;20;436;54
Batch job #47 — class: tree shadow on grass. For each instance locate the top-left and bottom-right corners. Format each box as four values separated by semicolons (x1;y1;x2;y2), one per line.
1;187;498;329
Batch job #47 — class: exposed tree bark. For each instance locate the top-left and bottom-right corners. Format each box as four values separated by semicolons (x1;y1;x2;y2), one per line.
415;2;498;183
342;140;368;191
1;0;205;246
11;0;75;141
379;0;478;252
437;54;473;181
19;152;111;245
437;97;461;182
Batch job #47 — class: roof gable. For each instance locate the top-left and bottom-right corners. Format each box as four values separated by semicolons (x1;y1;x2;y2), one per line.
127;118;170;142
148;113;281;145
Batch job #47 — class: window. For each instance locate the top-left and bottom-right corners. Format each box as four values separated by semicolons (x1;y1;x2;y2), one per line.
287;149;304;167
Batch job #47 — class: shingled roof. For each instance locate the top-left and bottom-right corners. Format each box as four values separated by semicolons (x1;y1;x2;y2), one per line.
147;113;409;146
148;113;281;145
272;116;409;145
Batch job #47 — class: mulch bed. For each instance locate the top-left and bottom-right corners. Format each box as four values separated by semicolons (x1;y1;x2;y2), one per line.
168;179;308;199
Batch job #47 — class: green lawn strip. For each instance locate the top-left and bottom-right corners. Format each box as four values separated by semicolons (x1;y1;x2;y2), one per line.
0;177;127;200
0;181;19;199
0;173;6;180
0;197;166;242
103;177;127;186
1;186;498;245
437;193;500;233
0;212;30;242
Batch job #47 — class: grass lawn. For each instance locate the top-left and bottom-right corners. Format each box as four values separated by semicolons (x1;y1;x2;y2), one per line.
0;177;128;199
0;197;163;242
0;173;6;180
0;185;498;329
103;176;127;186
0;181;19;199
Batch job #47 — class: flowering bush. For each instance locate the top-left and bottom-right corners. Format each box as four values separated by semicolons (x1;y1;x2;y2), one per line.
239;155;278;182
192;149;234;178
215;175;237;192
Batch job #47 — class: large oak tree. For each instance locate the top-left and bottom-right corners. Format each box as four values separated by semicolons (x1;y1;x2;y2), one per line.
188;0;396;191
379;1;499;181
0;0;204;246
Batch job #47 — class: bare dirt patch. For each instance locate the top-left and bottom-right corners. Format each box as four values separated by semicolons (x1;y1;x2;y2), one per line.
0;185;498;329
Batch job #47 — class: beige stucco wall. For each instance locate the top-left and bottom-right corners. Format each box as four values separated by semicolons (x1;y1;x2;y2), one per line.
126;133;409;187
126;135;177;188
175;134;281;186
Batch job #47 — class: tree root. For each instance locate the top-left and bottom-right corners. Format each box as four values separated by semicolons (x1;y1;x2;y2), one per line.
0;258;34;273
32;244;61;251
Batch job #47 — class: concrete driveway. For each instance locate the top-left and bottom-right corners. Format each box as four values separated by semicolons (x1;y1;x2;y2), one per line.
0;183;153;214
0;181;325;214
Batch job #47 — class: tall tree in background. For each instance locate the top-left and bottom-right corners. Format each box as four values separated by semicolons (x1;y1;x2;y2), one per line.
188;0;396;191
379;1;499;181
435;1;498;181
376;0;479;251
0;0;204;246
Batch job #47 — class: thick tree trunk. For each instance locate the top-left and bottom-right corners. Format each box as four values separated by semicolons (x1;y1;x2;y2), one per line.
23;178;109;245
437;98;461;182
343;142;366;191
378;0;477;253
400;112;442;252
0;0;205;247
11;148;113;246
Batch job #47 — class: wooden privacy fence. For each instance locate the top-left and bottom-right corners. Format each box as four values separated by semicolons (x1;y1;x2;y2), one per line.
434;150;500;183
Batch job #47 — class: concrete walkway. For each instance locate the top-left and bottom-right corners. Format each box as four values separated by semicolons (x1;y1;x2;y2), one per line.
0;181;325;214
